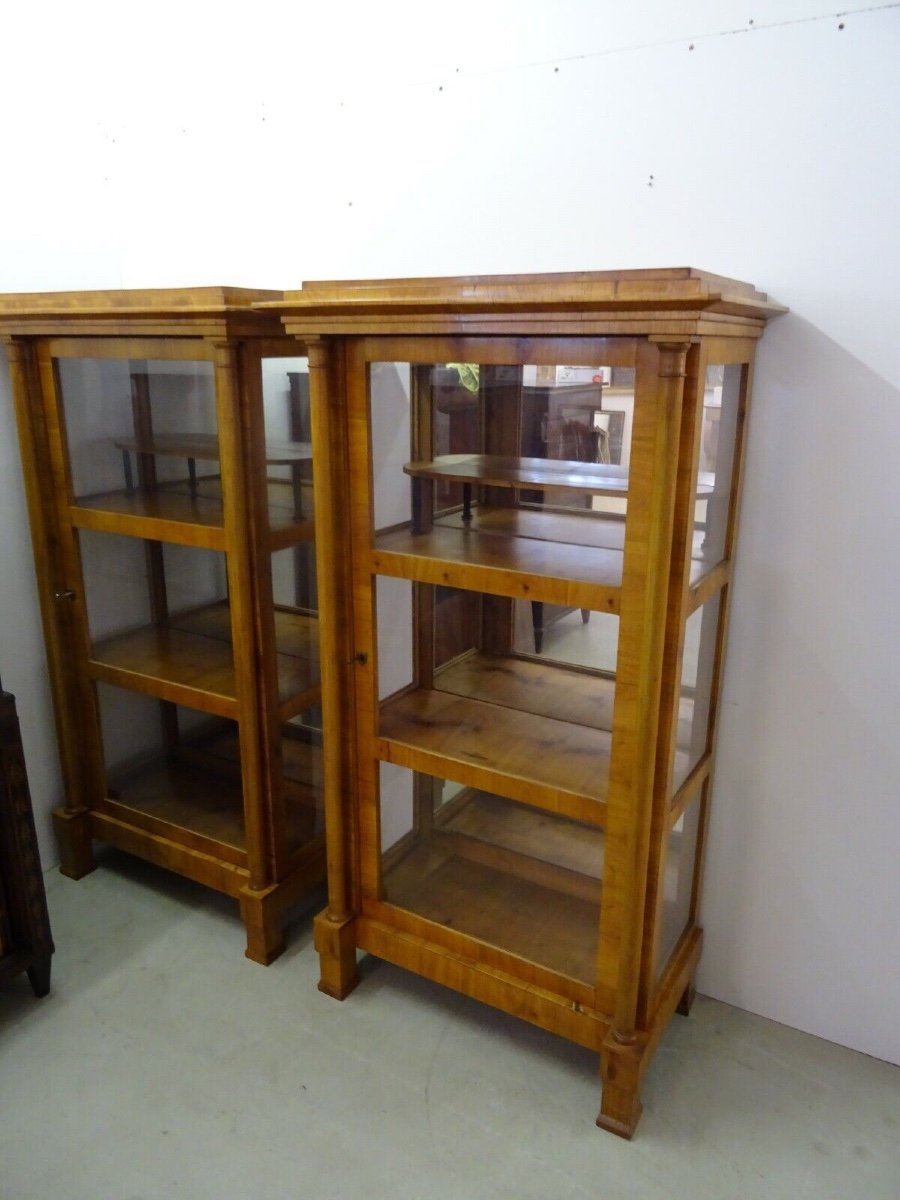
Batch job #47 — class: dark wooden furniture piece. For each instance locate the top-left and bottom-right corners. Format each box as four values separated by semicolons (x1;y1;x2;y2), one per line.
0;678;53;998
266;268;784;1136
0;288;324;963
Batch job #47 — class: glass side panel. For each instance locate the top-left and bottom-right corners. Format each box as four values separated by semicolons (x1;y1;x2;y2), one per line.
272;541;317;614
656;791;704;978
690;362;744;581
97;684;247;856
282;707;324;853
672;591;721;793
379;764;603;985
270;546;319;714
57;357;218;510
260;356;314;534
377;583;617;814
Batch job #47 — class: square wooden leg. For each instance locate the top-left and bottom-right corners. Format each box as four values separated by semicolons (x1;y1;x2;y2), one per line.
52;807;96;879
239;885;285;965
313;910;359;999
597;1036;644;1139
596;1081;643;1139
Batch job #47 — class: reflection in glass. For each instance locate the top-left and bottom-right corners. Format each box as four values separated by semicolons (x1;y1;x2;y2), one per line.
368;359;635;528
79;528;228;647
58;357;217;503
511;600;619;671
260;356;314;531
371;362;412;531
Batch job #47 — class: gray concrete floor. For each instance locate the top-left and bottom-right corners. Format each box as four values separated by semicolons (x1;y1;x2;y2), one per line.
1;852;898;1200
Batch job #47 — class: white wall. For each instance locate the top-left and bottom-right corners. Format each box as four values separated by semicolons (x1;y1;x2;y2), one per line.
1;1;898;1065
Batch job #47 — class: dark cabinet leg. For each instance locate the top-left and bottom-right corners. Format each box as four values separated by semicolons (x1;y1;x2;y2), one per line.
26;955;52;998
676;978;697;1017
52;807;96;880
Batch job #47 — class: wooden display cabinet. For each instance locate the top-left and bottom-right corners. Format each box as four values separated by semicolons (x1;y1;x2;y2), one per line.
0;289;324;963
268;269;784;1135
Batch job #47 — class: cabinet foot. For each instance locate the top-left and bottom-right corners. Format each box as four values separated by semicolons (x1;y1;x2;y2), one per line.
676;978;697;1016
240;886;285;965
313;910;359;999
598;1034;644;1138
596;1081;643;1139
52;807;95;879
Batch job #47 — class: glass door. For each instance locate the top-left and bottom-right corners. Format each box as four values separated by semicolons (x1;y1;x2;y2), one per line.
347;337;640;1006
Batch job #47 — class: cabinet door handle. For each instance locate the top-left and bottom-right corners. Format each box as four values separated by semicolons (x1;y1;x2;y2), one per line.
54;590;76;601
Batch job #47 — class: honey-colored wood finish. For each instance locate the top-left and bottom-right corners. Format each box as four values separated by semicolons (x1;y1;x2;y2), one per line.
269;268;783;1136
1;289;325;962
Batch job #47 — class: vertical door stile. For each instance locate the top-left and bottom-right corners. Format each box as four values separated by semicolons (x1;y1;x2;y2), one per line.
307;336;356;924
346;341;382;907
4;337;91;814
213;339;270;892
33;342;107;816
596;338;689;1042
636;341;707;1024
238;340;287;878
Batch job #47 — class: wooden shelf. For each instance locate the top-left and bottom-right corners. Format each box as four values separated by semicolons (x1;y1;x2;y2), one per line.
105;754;248;863
89;601;320;719
405;454;628;495
70;478;314;551
105;727;323;866
383;834;600;985
373;508;623;612
433;788;604;897
407;455;715;496
434;651;616;731
379;657;611;825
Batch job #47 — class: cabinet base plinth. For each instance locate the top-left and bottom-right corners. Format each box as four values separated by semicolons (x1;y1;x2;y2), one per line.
240;885;285;966
314;910;359;999
52;807;96;879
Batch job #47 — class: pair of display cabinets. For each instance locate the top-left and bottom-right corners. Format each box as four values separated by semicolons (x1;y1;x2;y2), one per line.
2;270;783;1136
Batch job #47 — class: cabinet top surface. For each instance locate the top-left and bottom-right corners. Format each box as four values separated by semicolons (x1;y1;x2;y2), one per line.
265;267;786;323
0;286;288;337
0;286;283;315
